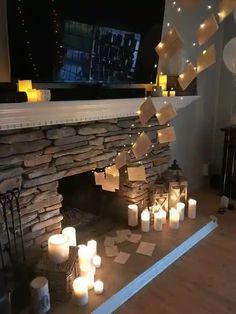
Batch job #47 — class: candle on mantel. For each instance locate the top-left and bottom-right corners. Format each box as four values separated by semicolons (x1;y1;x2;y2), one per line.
26;89;39;102
17;80;32;92
48;234;69;264
87;239;97;257
162;90;168;97
153;211;163;231
78;245;92;273
159;73;167;91
169;208;180;230
62;227;77;246
128;204;138;227
93;255;101;268
188;199;197;219
94;280;104;295
160;208;167;224
176;202;185;221
141;208;150;232
73;277;88;306
169;88;176;97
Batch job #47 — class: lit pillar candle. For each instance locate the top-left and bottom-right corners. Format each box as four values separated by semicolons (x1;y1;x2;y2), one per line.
169;88;176;96
162;90;168;97
87;239;97;257
94;280;104;295
17;79;32;92
188;199;197;219
141;208;150;232
62;227;77;246
26;89;39;102
73;277;88;306
160;208;167;224
153;211;163;231
85;271;95;290
48;234;69;264
169;208;180;229
128;204;138;227
78;245;92;273
92;255;101;268
159;73;167;91
176;202;185;221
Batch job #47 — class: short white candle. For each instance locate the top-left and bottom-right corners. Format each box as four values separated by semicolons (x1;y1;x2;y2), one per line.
169;208;180;229
176;202;185;221
141;208;150;232
78;245;92;273
94;280;104;295
93;255;101;268
87;239;97;257
85;270;95;290
73;277;88;306
62;227;77;246
128;204;138;227
153;211;162;231
160;208;167;224
48;234;69;264
188;199;197;219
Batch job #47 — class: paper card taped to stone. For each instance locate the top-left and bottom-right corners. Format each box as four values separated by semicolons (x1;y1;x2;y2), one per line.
136;241;156;256
156;103;177;125
196;14;219;46
114;252;131;264
105;165;119;177
127;166;146;181
132;132;152;159
155;27;184;60
102;174;119;192
197;45;216;74
179;0;202;8
178;63;197;91
157;126;176;144
139;97;156;126
218;0;236;23
115;151;127;170
94;172;105;185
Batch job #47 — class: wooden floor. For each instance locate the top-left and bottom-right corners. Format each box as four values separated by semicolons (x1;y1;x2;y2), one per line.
117;189;236;314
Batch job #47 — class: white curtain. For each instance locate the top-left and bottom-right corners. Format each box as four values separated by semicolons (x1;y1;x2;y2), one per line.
0;0;10;82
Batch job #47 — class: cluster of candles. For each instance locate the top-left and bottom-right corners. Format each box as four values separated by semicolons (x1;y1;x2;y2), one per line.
17;80;50;102
128;199;197;231
47;227;104;307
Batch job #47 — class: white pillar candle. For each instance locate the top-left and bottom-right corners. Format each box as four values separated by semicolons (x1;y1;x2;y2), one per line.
30;276;50;314
188;199;197;219
153;211;163;231
160;208;167;224
85;270;95;290
73;277;88;306
141;208;150;232
48;234;69;264
94;280;104;295
62;227;77;246
78;245;92;273
169;208;180;230
128;204;138;227
92;255;101;268
87;239;97;257
176;202;185;221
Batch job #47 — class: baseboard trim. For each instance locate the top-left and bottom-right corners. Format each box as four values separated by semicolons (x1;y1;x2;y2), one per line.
92;220;218;314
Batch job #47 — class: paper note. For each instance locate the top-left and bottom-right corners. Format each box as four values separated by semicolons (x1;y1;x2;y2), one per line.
197;14;219;46
139;97;156;126
105;165;119;177
114;252;131;264
116;229;132;237
136;241;156;257
218;0;236;23
197;45;216;74
115;235;128;244
127;166;146;182
155;27;184;60
157;126;176;144
115;151;127;170
132;132;152;159
156;103;177;125
128;234;142;244
105;245;119;257
178;63;197;91
94;172;105;185
104;237;116;247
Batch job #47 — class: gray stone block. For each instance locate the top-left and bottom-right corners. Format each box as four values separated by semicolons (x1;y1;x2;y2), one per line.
0;130;45;144
46;127;76;139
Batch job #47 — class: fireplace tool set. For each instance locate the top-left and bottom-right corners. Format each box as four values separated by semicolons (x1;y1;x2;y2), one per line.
0;188;27;314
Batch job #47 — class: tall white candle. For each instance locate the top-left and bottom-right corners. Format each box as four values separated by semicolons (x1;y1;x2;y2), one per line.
62;227;77;246
92;255;101;268
176;202;185;221
141;208;150;232
87;239;97;257
128;204;138;227
153;211;162;231
78;245;92;273
85;270;95;290
169;208;180;229
94;280;104;295
73;277;88;306
188;199;197;219
48;234;69;264
160;208;167;224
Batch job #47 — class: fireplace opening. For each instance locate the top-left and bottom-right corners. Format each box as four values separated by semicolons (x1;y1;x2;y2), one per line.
58;171;124;240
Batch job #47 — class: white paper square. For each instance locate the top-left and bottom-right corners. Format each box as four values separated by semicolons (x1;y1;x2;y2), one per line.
116;229;132;237
104;236;116;247
114;251;131;264
128;234;142;244
105;246;119;257
115;235;128;244
136;241;156;257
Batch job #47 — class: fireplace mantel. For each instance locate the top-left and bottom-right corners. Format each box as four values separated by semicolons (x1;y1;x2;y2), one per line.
0;96;199;130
